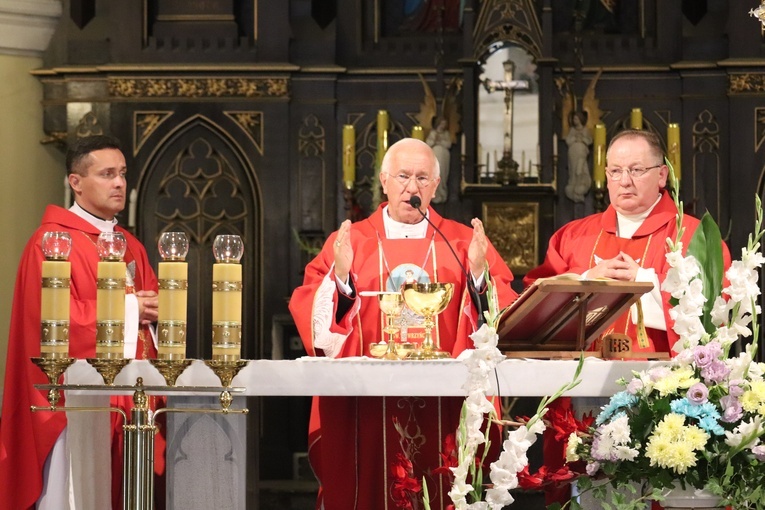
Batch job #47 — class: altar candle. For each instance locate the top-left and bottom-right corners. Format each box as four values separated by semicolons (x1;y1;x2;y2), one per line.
667;123;681;181
64;175;71;209
128;189;137;228
460;134;466;156
593;123;607;187
342;125;355;188
376;110;389;170
630;108;642;130
553;133;558;158
212;263;242;360
158;261;188;359
96;260;126;358
40;260;71;358
411;125;424;141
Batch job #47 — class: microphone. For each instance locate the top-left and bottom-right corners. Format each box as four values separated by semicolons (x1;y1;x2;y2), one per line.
408;196;486;326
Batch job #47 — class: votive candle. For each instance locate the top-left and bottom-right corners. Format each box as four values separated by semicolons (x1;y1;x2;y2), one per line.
212;263;242;360
158;261;188;359
40;259;71;358
593;123;607;187
96;260;126;358
342;124;355;188
667;123;681;181
630;108;642;130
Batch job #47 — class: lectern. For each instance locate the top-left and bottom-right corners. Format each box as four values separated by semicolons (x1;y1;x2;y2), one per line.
496;278;654;358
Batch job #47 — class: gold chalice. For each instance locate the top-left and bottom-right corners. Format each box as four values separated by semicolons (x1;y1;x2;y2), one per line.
401;282;454;360
369;292;409;359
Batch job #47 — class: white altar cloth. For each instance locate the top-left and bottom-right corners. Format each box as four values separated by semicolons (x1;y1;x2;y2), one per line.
63;357;664;397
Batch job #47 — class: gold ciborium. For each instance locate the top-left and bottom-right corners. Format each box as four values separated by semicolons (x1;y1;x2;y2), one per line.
401;282;454;360
369;292;413;359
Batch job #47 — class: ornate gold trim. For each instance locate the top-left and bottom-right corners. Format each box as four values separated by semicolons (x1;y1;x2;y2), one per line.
212;281;243;292
134;111;174;155
473;0;543;60
224;111;264;155
158;278;188;290
109;77;289;98
729;73;765;94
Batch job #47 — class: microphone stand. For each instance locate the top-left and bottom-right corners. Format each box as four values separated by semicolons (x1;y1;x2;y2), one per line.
409;198;486;328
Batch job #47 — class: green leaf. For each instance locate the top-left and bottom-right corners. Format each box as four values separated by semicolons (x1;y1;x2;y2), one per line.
686;212;724;333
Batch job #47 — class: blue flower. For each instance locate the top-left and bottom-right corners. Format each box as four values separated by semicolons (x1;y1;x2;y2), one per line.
670;398;725;435
596;391;638;425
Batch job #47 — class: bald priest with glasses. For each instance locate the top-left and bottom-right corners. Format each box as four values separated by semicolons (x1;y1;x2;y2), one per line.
289;137;517;509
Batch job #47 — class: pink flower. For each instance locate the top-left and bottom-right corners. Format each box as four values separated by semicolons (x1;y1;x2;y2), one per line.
720;395;744;423
752;445;765;461
686;382;709;404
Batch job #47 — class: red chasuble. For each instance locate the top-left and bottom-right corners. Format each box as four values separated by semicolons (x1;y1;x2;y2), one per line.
524;191;731;507
524;190;730;355
0;205;163;510
289;204;517;509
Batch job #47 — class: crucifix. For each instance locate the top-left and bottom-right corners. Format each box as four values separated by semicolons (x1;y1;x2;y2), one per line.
481;60;529;184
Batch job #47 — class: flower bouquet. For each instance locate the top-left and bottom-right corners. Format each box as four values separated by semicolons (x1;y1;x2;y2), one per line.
425;273;583;510
561;186;765;509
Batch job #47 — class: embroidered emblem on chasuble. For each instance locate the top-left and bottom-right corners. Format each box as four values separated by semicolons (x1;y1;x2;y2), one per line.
376;236;437;345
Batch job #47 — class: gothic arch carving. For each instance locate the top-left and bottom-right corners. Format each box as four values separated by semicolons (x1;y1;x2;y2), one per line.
138;115;262;359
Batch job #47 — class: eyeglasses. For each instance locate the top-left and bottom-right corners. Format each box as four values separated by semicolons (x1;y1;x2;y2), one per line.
387;172;434;188
605;164;662;181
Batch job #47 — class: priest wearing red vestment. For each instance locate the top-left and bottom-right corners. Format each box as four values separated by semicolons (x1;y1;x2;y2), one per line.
0;135;164;510
289;137;518;509
524;129;731;507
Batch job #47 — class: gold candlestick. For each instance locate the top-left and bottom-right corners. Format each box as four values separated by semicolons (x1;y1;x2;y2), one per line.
205;234;247;386
150;231;192;385
87;231;131;384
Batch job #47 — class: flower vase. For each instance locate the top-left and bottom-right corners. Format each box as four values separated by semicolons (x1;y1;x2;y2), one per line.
660;483;724;509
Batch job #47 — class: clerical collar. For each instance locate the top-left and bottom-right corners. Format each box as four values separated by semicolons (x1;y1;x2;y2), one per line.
382;205;429;239
70;202;117;233
616;193;662;239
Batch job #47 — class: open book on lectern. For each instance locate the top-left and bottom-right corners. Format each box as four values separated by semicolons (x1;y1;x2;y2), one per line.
496;275;654;355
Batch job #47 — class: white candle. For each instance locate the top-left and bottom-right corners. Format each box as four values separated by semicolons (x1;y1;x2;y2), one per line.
64;175;71;209
461;134;466;156
128;189;137;228
553;133;558;157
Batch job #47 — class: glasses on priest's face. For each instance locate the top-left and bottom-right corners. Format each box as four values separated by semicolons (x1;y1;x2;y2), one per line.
387;172;435;188
605;164;662;181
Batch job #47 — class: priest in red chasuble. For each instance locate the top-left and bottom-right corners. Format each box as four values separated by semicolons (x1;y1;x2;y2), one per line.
523;129;731;506
289;138;517;509
0;135;164;510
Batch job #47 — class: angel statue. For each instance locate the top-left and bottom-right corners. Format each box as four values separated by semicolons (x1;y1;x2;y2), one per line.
564;111;593;203
415;74;461;204
559;69;603;203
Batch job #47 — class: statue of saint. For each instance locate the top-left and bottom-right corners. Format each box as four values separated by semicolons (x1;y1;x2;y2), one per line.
426;118;452;203
564;111;593;203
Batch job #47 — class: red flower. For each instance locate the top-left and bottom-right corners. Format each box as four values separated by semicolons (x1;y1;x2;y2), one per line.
518;465;546;489
432;433;459;477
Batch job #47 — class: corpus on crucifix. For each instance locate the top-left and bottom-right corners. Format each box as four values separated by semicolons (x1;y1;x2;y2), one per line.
481;60;529;184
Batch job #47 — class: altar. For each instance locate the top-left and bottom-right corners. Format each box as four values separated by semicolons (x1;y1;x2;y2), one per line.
64;356;661;397
55;357;663;509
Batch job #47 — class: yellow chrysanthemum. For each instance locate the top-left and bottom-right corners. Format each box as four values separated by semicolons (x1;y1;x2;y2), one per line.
741;381;765;414
645;413;709;475
653;367;698;397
